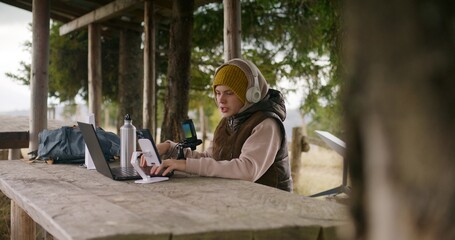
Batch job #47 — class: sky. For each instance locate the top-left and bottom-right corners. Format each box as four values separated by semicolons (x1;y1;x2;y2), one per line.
0;3;302;114
0;3;32;112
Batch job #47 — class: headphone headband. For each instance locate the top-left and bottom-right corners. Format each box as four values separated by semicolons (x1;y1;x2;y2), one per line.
215;58;261;103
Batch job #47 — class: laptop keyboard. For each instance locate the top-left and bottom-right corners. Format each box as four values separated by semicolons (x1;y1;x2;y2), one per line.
112;167;139;177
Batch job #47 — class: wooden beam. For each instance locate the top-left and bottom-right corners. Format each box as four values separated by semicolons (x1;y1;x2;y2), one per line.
0;132;29;149
59;0;144;36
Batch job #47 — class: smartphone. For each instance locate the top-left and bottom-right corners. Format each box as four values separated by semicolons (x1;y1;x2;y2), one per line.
181;119;197;143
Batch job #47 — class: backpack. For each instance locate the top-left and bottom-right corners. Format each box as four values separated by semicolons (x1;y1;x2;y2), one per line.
36;126;120;164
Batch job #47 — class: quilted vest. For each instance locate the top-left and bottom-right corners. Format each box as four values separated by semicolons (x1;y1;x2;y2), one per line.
212;111;293;192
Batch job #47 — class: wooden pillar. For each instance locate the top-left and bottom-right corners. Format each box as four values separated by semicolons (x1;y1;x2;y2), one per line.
29;0;50;153
143;0;157;137
88;23;102;127
11;200;35;240
291;127;303;193
223;0;241;61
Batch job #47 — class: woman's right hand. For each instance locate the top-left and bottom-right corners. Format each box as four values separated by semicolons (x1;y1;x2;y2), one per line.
156;141;171;156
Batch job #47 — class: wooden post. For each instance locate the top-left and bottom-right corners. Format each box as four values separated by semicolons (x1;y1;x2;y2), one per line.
223;0;241;61
11;200;35;240
8;149;21;160
291;127;303;192
29;0;50;153
88;23;102;127
291;127;311;193
143;0;157;137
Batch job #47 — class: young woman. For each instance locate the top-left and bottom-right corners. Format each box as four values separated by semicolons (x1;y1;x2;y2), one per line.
144;58;292;192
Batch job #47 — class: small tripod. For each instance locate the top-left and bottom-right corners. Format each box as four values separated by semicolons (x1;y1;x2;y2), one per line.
177;139;202;159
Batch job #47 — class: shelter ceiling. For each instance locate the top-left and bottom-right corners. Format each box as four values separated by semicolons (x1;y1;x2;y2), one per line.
1;0;220;33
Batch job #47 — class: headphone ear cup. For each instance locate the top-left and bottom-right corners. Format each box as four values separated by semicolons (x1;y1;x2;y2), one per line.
246;86;261;103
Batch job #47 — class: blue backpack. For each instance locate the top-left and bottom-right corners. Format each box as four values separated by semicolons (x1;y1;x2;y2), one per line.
36;126;120;163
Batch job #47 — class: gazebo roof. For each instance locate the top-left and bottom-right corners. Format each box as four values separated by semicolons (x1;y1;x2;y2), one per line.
1;0;220;34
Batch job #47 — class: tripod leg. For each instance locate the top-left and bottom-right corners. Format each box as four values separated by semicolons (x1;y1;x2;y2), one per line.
309;185;342;197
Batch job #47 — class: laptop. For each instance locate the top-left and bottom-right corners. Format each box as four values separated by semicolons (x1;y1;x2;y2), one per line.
78;121;157;181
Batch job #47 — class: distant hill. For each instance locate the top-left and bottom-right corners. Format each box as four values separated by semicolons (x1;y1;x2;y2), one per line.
0;110;29;116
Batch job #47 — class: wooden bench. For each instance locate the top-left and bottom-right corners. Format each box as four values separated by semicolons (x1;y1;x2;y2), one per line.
0;131;29;160
0;160;349;240
0;115;75;160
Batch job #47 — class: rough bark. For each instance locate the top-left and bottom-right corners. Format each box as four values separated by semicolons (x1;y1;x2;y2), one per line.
161;0;194;142
344;1;455;239
118;29;144;130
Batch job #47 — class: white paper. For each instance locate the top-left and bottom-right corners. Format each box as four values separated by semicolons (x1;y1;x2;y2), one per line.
315;130;346;157
85;114;96;170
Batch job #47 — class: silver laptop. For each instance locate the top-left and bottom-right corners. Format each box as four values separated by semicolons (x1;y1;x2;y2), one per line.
78;121;142;180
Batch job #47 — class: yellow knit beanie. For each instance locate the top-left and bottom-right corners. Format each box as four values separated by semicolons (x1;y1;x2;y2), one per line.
213;65;248;104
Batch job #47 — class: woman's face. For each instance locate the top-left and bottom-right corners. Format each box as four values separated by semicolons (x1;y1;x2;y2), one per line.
214;85;244;118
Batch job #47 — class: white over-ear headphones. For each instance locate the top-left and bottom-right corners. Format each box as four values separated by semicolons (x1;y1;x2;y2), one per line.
214;58;262;103
241;59;262;103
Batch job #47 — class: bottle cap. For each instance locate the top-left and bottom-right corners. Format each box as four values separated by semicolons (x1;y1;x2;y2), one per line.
124;114;131;121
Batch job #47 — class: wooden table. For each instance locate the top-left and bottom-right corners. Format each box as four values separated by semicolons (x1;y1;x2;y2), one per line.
0;160;349;240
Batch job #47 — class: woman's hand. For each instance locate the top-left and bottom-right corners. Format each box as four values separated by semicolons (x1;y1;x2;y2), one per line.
150;159;186;176
139;154;147;167
156;142;171;156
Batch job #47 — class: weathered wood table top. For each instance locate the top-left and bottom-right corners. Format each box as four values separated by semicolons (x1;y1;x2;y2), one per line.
0;160;349;240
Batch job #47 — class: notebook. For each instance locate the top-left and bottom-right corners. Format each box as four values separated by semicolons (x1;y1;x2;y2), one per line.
78;121;146;181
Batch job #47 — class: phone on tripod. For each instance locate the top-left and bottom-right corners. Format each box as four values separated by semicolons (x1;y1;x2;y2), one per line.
182;119;198;143
177;119;202;159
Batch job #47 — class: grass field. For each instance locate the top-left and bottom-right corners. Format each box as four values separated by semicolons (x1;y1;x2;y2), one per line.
0;193;9;239
296;144;343;196
0;144;343;238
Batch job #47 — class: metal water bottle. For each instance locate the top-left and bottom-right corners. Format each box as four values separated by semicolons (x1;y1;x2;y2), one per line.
120;114;136;168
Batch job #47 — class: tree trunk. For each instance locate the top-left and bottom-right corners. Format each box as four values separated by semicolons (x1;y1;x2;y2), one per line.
161;0;194;142
88;23;102;127
344;1;455;239
118;29;144;130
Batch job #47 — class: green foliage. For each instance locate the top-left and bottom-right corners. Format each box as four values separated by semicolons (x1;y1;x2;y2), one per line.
48;22;88;102
5;61;30;85
0;192;10;239
48;22;122;104
191;0;343;134
7;1;343;134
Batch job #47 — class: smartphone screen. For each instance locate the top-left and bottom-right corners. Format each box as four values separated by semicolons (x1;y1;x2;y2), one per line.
181;119;197;141
182;122;193;139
